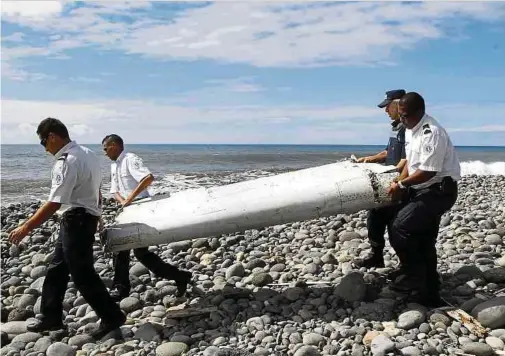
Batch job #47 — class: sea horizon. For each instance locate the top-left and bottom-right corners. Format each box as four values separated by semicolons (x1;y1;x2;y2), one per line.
2;143;505;148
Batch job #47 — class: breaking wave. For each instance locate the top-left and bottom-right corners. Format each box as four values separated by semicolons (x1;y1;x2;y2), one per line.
460;161;505;176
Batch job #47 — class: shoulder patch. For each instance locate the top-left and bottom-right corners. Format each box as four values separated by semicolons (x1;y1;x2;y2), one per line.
422;123;430;129
52;160;66;187
423;128;432;135
423;143;434;154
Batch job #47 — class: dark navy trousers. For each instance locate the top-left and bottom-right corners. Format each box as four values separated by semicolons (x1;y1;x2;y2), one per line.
41;208;124;325
389;179;458;291
112;247;182;294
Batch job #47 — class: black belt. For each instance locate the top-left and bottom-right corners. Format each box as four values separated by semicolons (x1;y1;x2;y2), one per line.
410;177;456;196
62;207;97;218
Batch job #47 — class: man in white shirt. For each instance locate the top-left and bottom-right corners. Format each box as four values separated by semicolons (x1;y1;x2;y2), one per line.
102;134;192;301
9;118;125;340
386;92;460;306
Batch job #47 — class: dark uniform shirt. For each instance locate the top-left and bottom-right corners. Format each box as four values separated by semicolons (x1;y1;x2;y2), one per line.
384;121;406;166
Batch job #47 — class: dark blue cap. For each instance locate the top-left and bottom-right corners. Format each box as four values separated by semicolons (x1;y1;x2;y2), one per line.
378;89;406;108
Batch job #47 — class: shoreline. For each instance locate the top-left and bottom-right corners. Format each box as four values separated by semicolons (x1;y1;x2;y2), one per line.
1;175;505;356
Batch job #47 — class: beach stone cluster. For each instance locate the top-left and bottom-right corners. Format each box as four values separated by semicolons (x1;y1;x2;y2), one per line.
1;174;505;356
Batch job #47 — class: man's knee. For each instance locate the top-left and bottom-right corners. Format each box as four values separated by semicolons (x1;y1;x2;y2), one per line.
389;217;411;248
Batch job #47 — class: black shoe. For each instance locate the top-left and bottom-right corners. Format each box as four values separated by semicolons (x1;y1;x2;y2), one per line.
175;270;193;297
110;287;129;302
407;292;444;308
91;314;126;340
355;250;385;269
387;266;406;281
390;273;424;293
27;318;64;333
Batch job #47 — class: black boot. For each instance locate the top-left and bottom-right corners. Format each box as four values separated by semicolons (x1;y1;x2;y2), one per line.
387;265;406;281
355;248;385;269
27;318;65;333
390;265;428;294
91;313;126;340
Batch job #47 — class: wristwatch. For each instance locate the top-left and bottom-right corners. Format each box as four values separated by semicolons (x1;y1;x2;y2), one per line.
397;180;407;189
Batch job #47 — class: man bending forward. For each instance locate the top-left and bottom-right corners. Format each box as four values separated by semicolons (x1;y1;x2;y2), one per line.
102;134;192;301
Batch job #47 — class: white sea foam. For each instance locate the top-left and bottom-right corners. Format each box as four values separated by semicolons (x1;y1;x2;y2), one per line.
460;161;505;176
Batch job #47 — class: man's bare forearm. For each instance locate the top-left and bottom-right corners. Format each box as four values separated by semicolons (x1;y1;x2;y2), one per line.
358;150;387;163
125;174;154;203
396;159;407;173
114;192;125;204
371;151;387;163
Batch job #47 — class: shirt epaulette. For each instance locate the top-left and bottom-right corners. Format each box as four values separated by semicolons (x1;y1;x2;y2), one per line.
58;153;69;161
422;124;432;135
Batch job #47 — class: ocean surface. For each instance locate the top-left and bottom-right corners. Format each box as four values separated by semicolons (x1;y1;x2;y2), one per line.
1;144;504;206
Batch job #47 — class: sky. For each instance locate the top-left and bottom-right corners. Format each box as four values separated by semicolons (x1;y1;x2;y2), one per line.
1;0;504;146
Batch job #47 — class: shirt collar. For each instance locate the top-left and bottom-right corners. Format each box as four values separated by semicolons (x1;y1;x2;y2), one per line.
116;150;126;162
54;140;76;159
411;114;428;133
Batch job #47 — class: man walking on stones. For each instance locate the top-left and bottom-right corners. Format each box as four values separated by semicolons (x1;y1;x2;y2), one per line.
102;134;192;301
9;118;126;340
386;92;460;306
354;89;408;277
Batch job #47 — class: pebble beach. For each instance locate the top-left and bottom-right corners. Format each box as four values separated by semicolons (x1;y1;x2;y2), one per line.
1;174;505;356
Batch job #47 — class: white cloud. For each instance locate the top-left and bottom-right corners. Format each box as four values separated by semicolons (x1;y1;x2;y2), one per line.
1;32;25;42
1;1;504;81
1;1;64;20
2;98;503;145
448;125;505;133
1;62;52;81
206;77;265;93
0;98;387;144
69;76;102;83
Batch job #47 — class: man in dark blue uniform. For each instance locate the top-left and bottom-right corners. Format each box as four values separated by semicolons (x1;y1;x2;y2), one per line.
354;89;407;275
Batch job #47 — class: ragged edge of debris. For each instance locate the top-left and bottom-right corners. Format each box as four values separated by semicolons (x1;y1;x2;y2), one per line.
445;308;488;338
365;169;382;204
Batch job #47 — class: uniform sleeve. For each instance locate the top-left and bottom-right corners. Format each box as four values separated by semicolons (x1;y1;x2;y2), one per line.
400;144;406;159
48;158;78;203
127;154;151;182
418;126;447;172
399;129;406;159
110;165;119;194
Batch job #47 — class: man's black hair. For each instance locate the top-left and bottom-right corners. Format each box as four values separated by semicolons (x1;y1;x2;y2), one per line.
37;117;70;139
399;92;425;115
102;134;124;147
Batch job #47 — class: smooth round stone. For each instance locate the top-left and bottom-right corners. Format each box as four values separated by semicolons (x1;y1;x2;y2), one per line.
462;342;494;356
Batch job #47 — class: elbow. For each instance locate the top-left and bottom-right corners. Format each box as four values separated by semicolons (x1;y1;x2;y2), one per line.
145;174;154;185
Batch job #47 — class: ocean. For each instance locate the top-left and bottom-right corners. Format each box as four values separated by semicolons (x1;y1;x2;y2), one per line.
1;144;504;206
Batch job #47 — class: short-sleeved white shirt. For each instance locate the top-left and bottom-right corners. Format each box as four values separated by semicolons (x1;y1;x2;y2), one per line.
110;151;152;199
404;114;461;190
48;141;102;216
